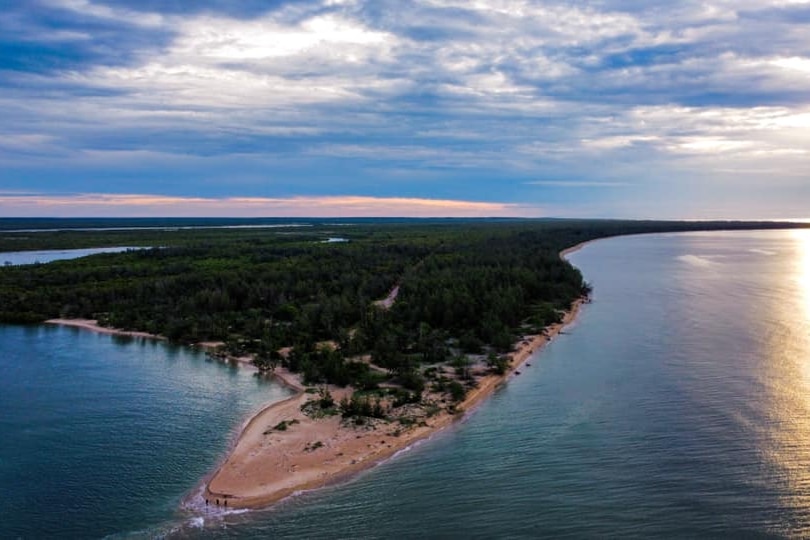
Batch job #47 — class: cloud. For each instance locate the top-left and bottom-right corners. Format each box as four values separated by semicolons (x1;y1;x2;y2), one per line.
1;0;810;218
173;14;390;61
45;0;165;27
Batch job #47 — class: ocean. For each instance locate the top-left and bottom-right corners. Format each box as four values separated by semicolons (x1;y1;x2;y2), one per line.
2;229;810;538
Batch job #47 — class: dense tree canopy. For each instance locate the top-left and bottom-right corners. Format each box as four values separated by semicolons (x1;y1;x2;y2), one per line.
2;218;805;390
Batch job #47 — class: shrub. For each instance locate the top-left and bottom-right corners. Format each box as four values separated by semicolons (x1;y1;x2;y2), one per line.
448;380;466;402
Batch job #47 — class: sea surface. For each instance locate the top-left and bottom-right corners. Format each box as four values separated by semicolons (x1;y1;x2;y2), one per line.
3;229;810;538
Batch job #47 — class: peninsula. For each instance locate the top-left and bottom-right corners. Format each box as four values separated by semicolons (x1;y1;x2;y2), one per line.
201;296;584;508
4;218;808;511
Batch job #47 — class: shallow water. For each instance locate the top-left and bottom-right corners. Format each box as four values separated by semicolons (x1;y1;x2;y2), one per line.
4;229;810;538
0;326;291;538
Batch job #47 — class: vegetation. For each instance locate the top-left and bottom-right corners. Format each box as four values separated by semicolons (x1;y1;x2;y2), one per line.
339;393;387;420
487;353;510;375
304;441;324;452
2;217;807;420
266;419;300;434
300;387;339;418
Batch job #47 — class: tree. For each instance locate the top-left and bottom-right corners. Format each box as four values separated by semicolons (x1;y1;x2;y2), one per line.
448;381;466;402
486;352;510;375
451;355;472;381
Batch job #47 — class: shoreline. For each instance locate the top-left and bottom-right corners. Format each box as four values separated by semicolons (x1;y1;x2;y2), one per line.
560;240;593;260
43;319;306;394
43;245;590;513
44;318;168;341
202;300;585;510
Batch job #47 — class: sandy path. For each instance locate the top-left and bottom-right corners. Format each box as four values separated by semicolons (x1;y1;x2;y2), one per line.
373;285;400;310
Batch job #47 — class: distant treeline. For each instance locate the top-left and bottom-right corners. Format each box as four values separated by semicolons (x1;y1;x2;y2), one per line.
1;219;807;388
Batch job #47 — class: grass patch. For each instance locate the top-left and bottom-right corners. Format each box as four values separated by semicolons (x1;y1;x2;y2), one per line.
264;418;300;434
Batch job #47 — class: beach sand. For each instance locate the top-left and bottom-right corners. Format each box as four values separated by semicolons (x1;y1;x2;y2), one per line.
45;245;589;511
560;240;593;260
202;297;584;509
45;319;167;340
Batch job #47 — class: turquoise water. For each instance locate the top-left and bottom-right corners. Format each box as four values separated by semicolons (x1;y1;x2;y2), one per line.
0;326;291;538
4;229;810;538
0;247;145;266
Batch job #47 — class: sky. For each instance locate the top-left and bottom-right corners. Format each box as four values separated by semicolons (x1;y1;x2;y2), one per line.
1;0;809;219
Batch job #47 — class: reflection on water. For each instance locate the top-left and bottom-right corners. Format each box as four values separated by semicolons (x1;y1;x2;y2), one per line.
191;229;810;539
794;229;810;320
765;229;810;533
671;229;810;537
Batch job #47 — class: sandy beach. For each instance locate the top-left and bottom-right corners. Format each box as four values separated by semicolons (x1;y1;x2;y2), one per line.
45;246;589;512
45;319;168;340
560;240;593;260
202;296;584;509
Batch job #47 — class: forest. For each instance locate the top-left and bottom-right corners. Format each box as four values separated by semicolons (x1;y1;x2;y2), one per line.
1;218;806;400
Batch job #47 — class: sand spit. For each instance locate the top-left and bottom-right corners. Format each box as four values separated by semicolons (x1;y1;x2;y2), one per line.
45;319;167;341
203;298;584;509
45;247;589;512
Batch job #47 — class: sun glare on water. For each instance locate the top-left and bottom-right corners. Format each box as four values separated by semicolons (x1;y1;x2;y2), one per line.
793;229;810;320
745;229;810;533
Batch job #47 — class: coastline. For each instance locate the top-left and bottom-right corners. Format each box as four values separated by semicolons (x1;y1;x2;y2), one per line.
202;301;585;509
43;318;306;392
559;239;593;260
44;245;590;512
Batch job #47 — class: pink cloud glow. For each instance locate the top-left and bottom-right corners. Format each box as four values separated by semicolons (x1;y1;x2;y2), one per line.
0;193;543;218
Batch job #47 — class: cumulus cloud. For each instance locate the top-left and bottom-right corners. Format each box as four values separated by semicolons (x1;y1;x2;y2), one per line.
45;0;165;27
1;0;809;217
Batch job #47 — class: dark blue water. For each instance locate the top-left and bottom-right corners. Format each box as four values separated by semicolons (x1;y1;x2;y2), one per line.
3;230;810;538
0;326;291;538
